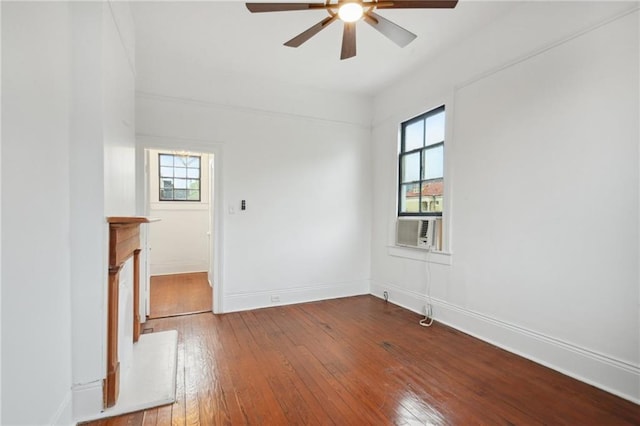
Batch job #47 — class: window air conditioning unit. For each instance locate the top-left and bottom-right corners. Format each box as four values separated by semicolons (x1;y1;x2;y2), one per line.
396;218;436;250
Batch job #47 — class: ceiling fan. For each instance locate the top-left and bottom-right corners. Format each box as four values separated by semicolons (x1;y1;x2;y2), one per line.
245;0;458;60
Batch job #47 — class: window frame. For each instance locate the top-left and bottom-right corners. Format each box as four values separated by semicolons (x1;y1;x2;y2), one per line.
158;153;202;202
398;105;445;217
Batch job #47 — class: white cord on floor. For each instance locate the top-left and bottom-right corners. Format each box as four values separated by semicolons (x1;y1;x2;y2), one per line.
419;308;434;327
419;247;434;327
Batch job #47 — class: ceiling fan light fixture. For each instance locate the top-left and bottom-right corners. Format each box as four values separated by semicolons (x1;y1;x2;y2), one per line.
338;2;364;23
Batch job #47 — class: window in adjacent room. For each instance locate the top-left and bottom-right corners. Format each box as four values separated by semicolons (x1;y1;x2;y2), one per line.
398;105;445;216
159;153;201;201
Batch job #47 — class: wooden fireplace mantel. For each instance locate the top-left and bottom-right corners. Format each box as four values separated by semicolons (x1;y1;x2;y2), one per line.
107;216;160;225
105;216;159;408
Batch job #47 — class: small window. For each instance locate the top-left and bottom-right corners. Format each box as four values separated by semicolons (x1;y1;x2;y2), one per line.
159;153;201;201
398;106;445;216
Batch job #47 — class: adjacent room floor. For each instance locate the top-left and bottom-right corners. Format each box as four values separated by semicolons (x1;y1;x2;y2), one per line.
148;272;212;319
84;295;639;425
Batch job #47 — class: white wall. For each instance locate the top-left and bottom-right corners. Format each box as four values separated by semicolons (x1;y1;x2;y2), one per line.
68;4;106;417
136;69;373;312
0;3;3;420
69;1;137;420
1;3;4;423
104;1;136;218
370;2;639;402
103;1;137;397
148;150;211;276
1;3;136;422
1;2;73;424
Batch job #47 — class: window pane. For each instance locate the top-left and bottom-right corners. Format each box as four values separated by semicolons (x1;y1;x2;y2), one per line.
400;183;420;213
425;111;445;146
174;167;187;178
174;189;187;200
398;106;445;218
420;179;443;213
187;168;199;179
187;156;200;168
187;179;199;190
175;156;188;167
404;120;424;151
159;155;173;167
160;189;173;200
160;167;173;177
174;178;187;189
401;152;420;183
422;145;444;180
161;178;173;189
187;189;200;200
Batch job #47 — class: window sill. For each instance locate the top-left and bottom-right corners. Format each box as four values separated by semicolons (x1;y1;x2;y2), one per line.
387;245;453;265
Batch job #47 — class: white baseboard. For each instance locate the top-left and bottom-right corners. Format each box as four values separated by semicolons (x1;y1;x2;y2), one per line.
49;391;73;426
72;380;103;421
370;280;640;404
150;263;208;276
224;280;370;313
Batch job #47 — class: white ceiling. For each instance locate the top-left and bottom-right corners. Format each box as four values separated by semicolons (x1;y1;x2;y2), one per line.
131;1;519;96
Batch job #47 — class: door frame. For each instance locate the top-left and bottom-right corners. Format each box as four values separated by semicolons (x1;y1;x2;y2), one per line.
136;135;224;314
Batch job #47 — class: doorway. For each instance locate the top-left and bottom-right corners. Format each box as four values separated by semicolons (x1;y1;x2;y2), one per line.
144;148;216;318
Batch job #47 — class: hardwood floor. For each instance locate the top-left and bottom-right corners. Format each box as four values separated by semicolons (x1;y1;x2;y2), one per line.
86;296;640;425
148;272;212;319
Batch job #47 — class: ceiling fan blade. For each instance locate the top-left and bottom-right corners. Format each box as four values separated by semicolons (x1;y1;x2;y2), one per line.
377;0;458;9
284;15;338;48
246;3;321;13
364;12;416;47
340;22;357;60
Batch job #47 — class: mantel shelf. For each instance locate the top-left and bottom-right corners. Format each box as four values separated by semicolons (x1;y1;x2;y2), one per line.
107;216;160;224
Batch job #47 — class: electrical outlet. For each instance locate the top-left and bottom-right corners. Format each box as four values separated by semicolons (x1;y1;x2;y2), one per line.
271;295;280;303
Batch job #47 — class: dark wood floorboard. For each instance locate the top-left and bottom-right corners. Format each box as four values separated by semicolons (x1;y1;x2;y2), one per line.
149;272;212;319
84;295;640;425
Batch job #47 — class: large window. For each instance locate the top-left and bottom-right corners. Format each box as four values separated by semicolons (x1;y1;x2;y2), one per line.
159;153;201;201
398;106;445;216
